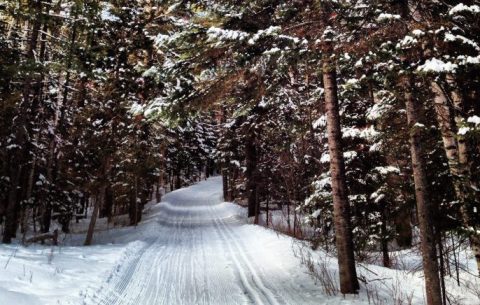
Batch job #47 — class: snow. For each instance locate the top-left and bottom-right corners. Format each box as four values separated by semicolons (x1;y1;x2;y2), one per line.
397;35;418;49
314;176;331;190
207;27;248;42
142;66;160;78
82;178;331;305
248;26;281;45
263;47;281;55
377;13;401;22
342;126;380;141
0;179;322;305
458;126;471;135
311;209;322;218
1;178;479;305
320;151;358;163
101;5;120;22
467;115;480;125
367;102;391;121
342;78;361;91
321;26;336;41
0;242;139;305
459;55;480;65
312;115;326;129
344;150;358;160
444;33;480;51
417;58;458;73
320;153;330;163
153;34;171;48
449;4;480;15
457;116;480;136
412;29;425;37
342;126;362;138
373;166;400;175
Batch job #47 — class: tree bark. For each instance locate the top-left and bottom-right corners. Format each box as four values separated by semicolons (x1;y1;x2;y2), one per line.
84;193;102;246
222;159;230;201
395;207;413;248
2;165;22;243
380;207;391;268
229;167;238;201
130;175;139;225
432;78;480;275
322;42;359;294
3;0;43;243
245;132;258;219
104;185;114;223
21;156;37;242
403;76;443;305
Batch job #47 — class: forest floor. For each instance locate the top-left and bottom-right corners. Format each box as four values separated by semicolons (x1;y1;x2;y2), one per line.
1;177;479;305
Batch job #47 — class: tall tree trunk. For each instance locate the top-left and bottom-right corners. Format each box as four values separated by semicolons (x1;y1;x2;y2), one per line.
21;156;37;242
3;0;44;243
84;193;102;246
448;78;480;271
2;165;22;243
403;76;443;305
222;155;230;201
85;154;111;244
380;207;391;268
431;78;480;275
229;167;238;201
156;143;166;202
129;175;140;225
245;132;258;219
104;185;114;223
175;171;181;190
322;42;359;294
395;207;413;248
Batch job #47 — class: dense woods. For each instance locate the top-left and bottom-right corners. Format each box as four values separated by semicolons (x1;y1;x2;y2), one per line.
1;1;480;304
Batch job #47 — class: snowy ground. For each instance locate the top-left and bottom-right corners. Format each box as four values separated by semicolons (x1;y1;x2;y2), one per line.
1;177;479;305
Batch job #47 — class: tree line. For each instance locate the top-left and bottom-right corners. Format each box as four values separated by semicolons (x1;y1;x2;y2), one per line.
0;0;218;246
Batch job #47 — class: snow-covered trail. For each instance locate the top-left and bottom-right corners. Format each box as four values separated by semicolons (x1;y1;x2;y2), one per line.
87;177;325;305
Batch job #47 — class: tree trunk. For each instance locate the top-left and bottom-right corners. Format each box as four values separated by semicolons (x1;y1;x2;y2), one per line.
403;76;443;305
254;184;260;225
2;165;22;243
129;175;140;226
432;78;480;275
175;173;181;190
222;162;229;201
448;77;480;271
104;185;114;223
156;174;161;203
266;190;270;227
225;167;235;201
395;207;413;248
21;156;37;242
322;42;359;294
84;193;102;246
380;207;391;268
245;133;258;218
3;0;43;243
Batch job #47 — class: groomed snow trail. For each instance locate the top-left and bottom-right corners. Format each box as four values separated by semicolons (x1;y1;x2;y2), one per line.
87;177;326;305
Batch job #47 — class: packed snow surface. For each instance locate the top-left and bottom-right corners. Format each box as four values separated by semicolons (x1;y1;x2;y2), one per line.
0;178;329;305
85;177;328;305
1;177;479;305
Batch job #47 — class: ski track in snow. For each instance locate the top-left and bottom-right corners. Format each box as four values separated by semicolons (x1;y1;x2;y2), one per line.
86;177;323;305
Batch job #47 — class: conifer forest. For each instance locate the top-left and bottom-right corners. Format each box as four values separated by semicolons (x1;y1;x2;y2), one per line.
1;1;480;305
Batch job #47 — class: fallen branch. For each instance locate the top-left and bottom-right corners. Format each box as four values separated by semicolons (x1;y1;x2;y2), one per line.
25;229;58;246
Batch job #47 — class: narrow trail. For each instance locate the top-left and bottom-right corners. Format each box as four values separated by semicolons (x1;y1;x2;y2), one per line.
88;177;323;305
